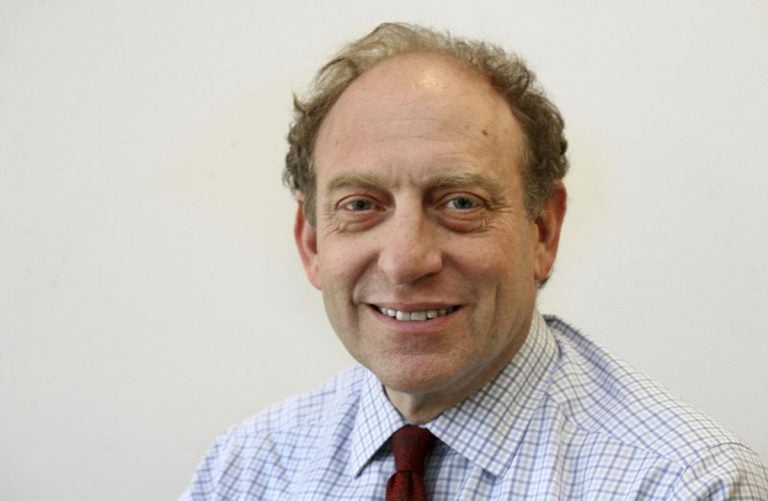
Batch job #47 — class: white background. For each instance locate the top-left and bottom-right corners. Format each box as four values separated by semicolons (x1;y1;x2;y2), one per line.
1;1;766;499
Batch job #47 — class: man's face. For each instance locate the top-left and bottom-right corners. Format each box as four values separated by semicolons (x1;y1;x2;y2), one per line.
296;53;564;410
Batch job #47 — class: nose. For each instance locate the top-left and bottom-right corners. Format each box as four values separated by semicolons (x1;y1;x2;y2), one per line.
376;208;443;285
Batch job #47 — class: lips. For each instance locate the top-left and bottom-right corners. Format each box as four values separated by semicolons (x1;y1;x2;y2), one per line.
374;305;459;322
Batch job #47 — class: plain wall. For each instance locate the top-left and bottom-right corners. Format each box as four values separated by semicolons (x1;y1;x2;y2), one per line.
1;1;766;499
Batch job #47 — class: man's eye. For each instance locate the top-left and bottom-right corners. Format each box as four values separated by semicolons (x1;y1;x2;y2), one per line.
343;199;374;211
445;196;481;210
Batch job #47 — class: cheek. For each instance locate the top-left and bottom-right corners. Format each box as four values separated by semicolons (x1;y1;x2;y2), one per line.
455;233;538;315
317;240;376;297
460;236;530;278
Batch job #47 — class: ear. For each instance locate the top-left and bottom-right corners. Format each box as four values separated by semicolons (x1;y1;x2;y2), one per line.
533;182;567;282
294;196;322;290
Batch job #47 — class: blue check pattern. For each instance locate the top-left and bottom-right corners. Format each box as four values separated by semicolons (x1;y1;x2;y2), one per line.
182;314;768;499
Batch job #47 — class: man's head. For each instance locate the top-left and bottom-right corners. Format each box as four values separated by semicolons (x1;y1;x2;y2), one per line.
284;22;568;226
289;24;568;422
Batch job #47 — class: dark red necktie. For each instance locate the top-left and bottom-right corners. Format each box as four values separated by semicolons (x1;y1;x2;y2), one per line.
386;425;435;501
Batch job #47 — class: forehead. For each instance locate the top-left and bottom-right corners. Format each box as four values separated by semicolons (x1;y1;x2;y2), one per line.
313;52;525;190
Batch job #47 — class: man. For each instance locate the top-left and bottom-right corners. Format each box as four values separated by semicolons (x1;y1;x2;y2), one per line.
184;23;767;499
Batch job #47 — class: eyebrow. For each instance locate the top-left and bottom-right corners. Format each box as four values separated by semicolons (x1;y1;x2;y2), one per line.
325;170;507;199
325;172;385;195
426;172;507;202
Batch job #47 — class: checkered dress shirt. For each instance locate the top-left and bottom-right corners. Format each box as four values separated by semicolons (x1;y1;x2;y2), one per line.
183;314;768;499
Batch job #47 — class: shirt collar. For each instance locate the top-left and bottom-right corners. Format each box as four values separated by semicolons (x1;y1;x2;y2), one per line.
348;368;407;476
347;311;558;477
429;312;557;476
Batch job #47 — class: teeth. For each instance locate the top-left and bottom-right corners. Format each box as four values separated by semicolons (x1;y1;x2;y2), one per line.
377;306;455;322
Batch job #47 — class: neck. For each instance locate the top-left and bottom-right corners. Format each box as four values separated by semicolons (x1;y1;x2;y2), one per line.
384;324;531;424
385;389;457;424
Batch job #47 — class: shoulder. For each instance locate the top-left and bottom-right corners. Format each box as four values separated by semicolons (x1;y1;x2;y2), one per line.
542;316;768;496
182;365;367;499
668;441;768;499
238;364;366;437
544;315;735;461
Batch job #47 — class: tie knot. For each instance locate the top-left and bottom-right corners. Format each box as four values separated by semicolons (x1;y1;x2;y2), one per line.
391;425;435;473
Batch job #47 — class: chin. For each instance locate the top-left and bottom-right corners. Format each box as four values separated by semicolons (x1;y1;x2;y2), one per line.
372;358;461;396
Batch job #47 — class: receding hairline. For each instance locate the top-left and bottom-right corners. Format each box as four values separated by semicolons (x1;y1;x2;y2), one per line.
315;50;505;123
312;50;527;168
352;49;496;83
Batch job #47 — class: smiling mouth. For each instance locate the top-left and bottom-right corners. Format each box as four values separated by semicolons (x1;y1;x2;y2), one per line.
374;305;459;322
